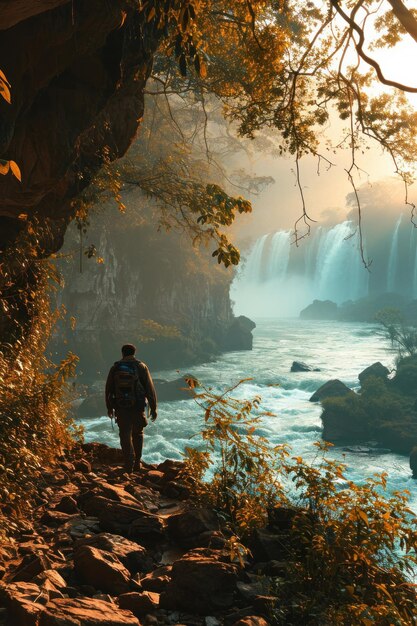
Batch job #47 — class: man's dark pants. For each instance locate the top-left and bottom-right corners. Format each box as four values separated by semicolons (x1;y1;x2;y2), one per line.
116;409;147;472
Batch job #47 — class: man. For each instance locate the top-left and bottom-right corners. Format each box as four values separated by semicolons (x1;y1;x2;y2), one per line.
105;344;157;473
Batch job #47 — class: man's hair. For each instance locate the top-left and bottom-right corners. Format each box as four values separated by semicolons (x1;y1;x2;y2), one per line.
121;344;136;357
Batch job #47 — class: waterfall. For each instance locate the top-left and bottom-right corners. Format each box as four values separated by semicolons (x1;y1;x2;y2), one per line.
387;215;402;292
264;231;291;281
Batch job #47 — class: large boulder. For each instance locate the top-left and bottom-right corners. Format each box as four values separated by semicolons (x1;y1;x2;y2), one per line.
221;316;256;351
299;300;339;320
358;362;389;386
160;549;239;614
118;591;159;617
73;545;131;595
166;508;221;548
309;379;353;403
0;581;48;626
39;597;140;626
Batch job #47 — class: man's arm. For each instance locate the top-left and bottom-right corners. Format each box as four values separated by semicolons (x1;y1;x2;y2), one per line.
140;364;157;420
105;366;115;416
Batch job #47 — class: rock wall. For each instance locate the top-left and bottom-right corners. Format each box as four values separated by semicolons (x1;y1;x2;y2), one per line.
54;191;252;377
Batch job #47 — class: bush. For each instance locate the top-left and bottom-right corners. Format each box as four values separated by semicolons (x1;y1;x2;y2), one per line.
183;381;417;624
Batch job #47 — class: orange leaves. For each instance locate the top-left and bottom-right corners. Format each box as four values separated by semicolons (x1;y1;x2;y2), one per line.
0;68;11;104
0;159;22;181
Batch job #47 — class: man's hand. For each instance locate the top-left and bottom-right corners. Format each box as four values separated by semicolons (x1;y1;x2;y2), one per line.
150;411;157;422
108;410;114;419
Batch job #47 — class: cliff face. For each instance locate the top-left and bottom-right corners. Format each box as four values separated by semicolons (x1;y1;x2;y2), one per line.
0;1;160;254
54;191;246;377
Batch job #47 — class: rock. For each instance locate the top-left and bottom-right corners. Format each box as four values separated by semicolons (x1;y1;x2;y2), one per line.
160;549;239;614
290;361;320;373
74;545;132;595
75;533;150;574
309;379;353;403
267;506;298;531
221;316;256;351
77;393;107;418
55;495;79;514
118;591;159;616
33;570;67;590
74;458;92;474
0;581;48;626
154;376;196;402
410;446;417;478
39;510;75;527
156;460;184;482
140;566;172;592
11;552;51;582
39;597;141;626
82;443;125;465
359;362;390;386
166;509;221;548
248;529;288;562
299;299;339;320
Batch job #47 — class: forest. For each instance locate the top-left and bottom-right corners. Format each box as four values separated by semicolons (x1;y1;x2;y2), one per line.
2;1;417;624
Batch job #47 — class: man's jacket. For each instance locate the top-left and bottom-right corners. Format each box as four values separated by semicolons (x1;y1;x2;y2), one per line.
105;356;157;414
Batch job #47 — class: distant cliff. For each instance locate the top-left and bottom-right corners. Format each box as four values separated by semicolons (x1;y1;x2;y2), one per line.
53;190;254;378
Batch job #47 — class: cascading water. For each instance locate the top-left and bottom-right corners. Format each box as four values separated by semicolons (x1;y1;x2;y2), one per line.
231;221;369;317
387;215;402;292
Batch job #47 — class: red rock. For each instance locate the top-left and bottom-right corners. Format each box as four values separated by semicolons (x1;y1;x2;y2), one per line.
59;461;76;473
39;510;76;527
0;581;48;626
160;549;239;614
74;533;150;574
166;509;220;548
11;553;51;582
156;460;184;482
140;566;171;592
82;443;124;465
55;495;79;514
145;471;164;484
39;597;141;625
74;546;131;595
118;591;159;616
34;569;67;589
74;458;92;473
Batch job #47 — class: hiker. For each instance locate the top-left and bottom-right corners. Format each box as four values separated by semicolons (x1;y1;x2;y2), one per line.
105;344;157;473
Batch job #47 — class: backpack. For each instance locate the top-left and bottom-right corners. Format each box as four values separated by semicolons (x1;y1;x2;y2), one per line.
112;360;146;409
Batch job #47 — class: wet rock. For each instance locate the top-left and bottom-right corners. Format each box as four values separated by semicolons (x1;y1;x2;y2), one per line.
74;545;131;595
410;446;417;478
299;299;339;321
167;509;221;548
309;379;353;403
161;549;239;614
40;597;141;625
290;361;320;373
118;591;160;616
75;533;150;574
221;316;256;351
358;362;390;386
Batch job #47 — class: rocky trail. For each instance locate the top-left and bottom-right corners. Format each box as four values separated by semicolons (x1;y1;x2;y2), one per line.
0;443;290;626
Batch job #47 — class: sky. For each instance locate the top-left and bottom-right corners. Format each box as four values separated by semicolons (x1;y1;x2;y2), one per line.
228;1;417;243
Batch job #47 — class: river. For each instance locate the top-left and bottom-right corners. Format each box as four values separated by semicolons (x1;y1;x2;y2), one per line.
80;318;416;511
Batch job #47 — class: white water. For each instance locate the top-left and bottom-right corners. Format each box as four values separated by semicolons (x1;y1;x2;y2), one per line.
387;215;402;292
81;319;416;512
231;222;369;317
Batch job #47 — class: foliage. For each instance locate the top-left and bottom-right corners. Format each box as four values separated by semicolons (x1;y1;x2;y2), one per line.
376;308;417;360
138;319;181;343
182;378;288;536
0;68;21;181
183;379;417;624
0;229;82;519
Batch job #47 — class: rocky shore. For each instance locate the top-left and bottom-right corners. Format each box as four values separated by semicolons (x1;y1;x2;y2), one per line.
0;443;291;626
